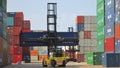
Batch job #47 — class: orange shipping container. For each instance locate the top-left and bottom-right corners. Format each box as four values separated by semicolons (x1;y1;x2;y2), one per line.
76;16;84;24
13;26;22;35
38;55;48;61
115;24;120;39
15;12;24;19
30;50;38;56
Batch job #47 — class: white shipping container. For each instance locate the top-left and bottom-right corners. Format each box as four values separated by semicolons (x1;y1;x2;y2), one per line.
84;46;90;53
39;50;48;55
80;46;85;53
33;47;39;50
91;39;97;46
31;56;38;61
89;46;96;52
90;24;96;31
91;32;96;39
91;16;96;24
84;24;91;31
78;31;84;39
84;16;91;24
79;39;84;46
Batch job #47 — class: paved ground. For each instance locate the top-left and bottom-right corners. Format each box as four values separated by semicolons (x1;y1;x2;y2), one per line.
2;62;119;68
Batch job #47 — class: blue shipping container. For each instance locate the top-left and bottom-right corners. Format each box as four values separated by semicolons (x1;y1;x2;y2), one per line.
7;17;14;26
115;39;120;53
105;0;114;11
115;13;120;25
7;12;16;17
105;7;115;25
105;23;114;38
102;53;120;67
77;23;84;31
115;0;120;11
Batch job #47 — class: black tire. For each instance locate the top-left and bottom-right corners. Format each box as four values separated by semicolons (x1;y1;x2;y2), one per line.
62;60;66;67
51;60;56;67
42;61;47;67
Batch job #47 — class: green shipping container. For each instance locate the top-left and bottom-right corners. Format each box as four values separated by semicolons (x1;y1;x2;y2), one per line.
3;39;7;54
97;2;104;16
86;52;94;65
97;0;104;5
97;27;104;39
86;52;103;65
97;15;104;29
7;17;14;26
0;0;7;11
96;39;104;52
3;12;7;39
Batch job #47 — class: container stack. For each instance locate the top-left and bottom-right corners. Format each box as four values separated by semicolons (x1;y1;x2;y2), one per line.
96;0;105;52
76;16;96;62
0;0;10;66
30;46;48;62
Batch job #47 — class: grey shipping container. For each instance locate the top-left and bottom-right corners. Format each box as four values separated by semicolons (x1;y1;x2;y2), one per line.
105;23;114;38
102;53;120;67
105;7;115;25
105;0;114;11
115;39;120;53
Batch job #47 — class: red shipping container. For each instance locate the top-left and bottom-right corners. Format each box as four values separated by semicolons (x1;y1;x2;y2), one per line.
13;36;20;45
14;17;23;27
14;46;22;55
7;27;14;36
76;16;84;24
23;20;30;29
77;54;84;62
84;31;91;39
104;37;115;52
22;29;30;32
12;55;22;63
13;26;21;35
115;24;120;39
0;37;3;53
10;46;14;55
15;12;24;18
22;47;30;54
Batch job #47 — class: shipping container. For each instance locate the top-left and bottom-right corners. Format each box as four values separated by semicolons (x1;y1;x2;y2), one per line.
91;32;96;39
105;0;114;11
78;31;84;39
30;56;38;61
38;55;48;61
97;1;104;16
22;54;30;63
105;23;114;38
23;20;30;29
77;23;84;31
0;22;3;37
22;29;30;32
14;17;23;27
76;16;84;23
22;47;30;54
30;50;38;56
84;16;90;24
91;39;97;46
84;31;91;39
97;15;104;29
105;7;115;24
13;46;22;55
115;24;120;39
97;0;104;5
0;0;7;11
84;24;90;31
86;52;94;65
90;24;96;31
102;53;120;67
13;26;21;36
96;39;104;52
15;12;24;19
0;8;3;23
7;17;13;26
115;39;120;53
77;53;84;62
12;55;22;63
97;27;104;39
39;50;48;55
7;12;16;17
13;36;20;45
104;37;115;52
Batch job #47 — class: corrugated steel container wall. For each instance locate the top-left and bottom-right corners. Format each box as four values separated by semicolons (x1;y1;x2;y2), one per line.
115;0;120;25
78;31;84;39
31;56;38;61
76;16;84;24
0;8;3;23
105;0;114;11
94;52;103;65
79;39;84;46
91;16;96;24
91;32;96;39
13;36;20;45
91;39;97;46
77;54;84;62
105;23;114;38
86;52;94;65
15;12;24;19
90;24;96;31
84;31;91;39
102;53;120;67
13;26;21;35
13;46;22;55
105;7;115;25
22;47;30;54
12;55;22;63
0;22;3;37
22;29;30;32
7;27;13;45
77;23;84;31
96;39;104;52
0;0;7;12
23;20;30;29
104;37;115;52
0;37;3;66
97;0;104;5
7;12;16;17
97;15;104;29
115;24;120;39
22;54;30;63
7;17;13;26
14;17;23;27
97;28;104;39
84;16;90;24
84;24;90;31
115;39;120;53
97;2;104;16
38;50;48;55
38;55;48;61
79;46;96;53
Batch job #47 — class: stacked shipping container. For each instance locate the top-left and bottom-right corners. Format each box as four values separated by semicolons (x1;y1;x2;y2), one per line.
76;16;96;62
